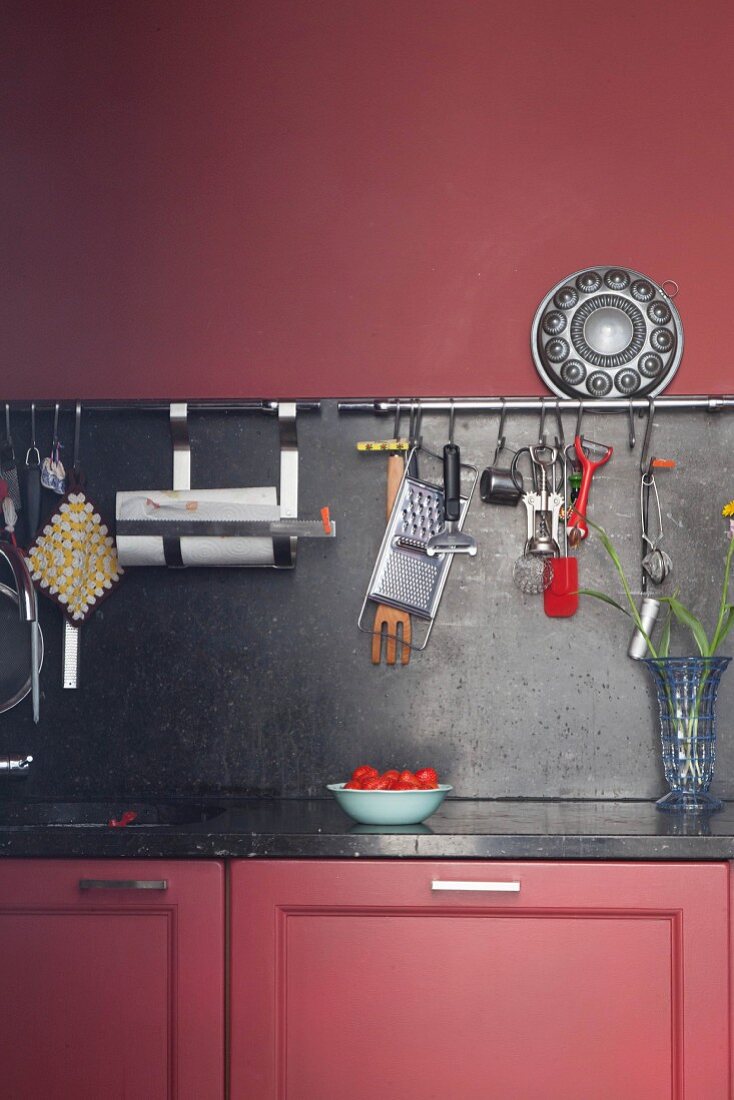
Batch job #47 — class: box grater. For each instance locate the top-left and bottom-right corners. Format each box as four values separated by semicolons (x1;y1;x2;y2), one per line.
365;469;471;621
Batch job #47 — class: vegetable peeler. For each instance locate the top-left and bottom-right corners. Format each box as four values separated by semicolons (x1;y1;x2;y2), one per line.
566;435;613;546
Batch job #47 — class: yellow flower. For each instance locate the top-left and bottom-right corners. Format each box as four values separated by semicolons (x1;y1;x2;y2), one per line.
722;500;734;517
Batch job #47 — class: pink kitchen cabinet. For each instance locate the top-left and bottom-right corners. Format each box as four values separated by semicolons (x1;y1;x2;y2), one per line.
0;859;225;1100
230;859;730;1099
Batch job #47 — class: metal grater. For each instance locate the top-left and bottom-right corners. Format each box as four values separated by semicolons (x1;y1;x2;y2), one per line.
366;470;469;620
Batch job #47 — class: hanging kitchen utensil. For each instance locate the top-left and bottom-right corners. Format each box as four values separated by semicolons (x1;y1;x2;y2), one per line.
372;456;412;664
512;445;562;595
1;405;22;515
40;403;66;494
480;400;523;506
629;399;662;658
371;402;412;665
641;466;674;584
637;402;675;586
0;581;44;716
544;405;579;617
426;403;477;557
566;435;613;546
27;403;124;689
358;437;477;651
24;403;42;545
531;267;683;400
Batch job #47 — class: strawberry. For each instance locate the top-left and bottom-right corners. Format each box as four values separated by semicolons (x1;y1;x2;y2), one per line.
362;776;385;790
415;767;439;786
399;770;418;785
344;780;363;790
351;765;378;782
372;776;396;790
416;778;438;789
381;770;400;783
393;779;419;790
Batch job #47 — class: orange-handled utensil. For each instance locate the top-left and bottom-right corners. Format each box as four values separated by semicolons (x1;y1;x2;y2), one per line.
371;455;412;664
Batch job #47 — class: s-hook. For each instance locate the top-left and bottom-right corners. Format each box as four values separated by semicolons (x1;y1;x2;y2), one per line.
25;403;42;540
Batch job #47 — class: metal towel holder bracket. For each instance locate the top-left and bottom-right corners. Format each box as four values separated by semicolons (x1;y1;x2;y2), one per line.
167;400;302;569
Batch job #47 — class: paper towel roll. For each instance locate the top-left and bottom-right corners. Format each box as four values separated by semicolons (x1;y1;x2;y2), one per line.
116;488;280;567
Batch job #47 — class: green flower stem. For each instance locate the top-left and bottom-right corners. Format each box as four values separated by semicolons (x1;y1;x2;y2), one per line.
710;535;734;654
582;517;658;657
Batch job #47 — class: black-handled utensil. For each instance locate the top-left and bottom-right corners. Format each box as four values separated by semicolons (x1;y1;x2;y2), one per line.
426;406;477;557
443;442;461;522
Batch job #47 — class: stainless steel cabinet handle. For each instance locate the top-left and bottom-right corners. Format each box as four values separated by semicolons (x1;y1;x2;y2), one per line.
431;880;521;893
79;879;168;891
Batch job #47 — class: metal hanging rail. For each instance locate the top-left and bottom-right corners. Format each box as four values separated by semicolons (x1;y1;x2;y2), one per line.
338;395;734;414
1;400;321;414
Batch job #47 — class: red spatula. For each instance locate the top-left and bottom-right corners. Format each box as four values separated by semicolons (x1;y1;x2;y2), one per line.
544;440;580;618
544;554;578;617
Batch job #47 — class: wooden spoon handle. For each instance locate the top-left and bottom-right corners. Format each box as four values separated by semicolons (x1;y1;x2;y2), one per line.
386;454;403;520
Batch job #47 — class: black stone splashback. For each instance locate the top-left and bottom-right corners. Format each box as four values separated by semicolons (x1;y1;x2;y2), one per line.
1;401;733;802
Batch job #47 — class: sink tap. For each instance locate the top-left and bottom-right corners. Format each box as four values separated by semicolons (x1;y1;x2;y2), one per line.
0;755;33;775
0;544;40;723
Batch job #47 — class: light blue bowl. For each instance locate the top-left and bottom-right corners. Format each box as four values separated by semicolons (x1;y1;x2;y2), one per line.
327;783;452;825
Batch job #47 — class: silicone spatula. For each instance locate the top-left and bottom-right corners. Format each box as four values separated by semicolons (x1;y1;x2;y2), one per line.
544;555;579;617
544;443;579;617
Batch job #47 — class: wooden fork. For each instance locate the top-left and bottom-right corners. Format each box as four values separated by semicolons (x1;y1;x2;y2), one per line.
371;454;412;665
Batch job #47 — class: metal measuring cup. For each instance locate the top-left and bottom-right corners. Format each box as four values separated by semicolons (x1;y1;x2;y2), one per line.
480;401;523;505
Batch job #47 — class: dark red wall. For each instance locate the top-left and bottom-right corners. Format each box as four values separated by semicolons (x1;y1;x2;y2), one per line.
4;1;734;399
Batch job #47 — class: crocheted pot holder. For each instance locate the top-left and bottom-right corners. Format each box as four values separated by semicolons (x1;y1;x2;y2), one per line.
27;490;124;623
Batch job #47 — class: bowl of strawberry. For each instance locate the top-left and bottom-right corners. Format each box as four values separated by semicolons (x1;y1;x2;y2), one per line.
327;766;451;825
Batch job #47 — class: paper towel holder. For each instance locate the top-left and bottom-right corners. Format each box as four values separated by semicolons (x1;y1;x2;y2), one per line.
162;401;302;569
116;401;335;569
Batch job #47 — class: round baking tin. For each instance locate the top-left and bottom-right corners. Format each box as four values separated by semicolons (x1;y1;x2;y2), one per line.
531;266;683;400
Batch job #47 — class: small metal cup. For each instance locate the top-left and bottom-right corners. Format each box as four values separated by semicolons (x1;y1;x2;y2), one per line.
481;405;524;506
480;464;523;505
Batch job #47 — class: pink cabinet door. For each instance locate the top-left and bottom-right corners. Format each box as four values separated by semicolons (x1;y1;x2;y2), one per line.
230;860;730;1100
0;859;224;1100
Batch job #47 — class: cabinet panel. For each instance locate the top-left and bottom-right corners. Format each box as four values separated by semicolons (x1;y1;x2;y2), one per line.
230;860;730;1100
0;859;225;1100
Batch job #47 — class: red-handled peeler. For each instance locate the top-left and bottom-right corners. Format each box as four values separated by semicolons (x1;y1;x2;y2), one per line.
567;435;613;546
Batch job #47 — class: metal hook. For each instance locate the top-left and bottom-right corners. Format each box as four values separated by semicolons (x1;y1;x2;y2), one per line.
52;402;60;446
407;398;423;478
538;400;547;447
73;401;82;474
553;398;565;450
574;401;584;441
408;398;423;447
640;397;656;474
448;398;456;444
4;403;10;441
493;399;507;463
26;403;40;467
628;399;636;449
392;398;401;440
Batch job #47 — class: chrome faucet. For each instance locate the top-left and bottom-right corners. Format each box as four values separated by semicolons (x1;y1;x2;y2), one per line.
0;543;40;727
0;754;33;774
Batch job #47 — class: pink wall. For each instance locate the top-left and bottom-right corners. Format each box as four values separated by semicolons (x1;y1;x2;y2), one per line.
4;1;734;399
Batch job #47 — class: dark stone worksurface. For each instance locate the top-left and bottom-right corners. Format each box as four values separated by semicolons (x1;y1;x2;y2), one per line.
1;797;733;860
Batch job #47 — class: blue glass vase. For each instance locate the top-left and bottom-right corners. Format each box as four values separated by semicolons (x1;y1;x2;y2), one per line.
642;656;730;813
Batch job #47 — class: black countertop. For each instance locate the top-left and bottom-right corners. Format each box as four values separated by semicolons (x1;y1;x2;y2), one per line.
1;797;734;859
